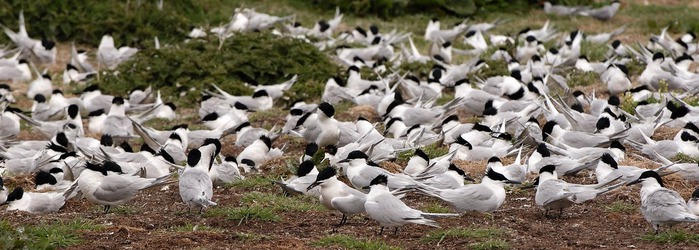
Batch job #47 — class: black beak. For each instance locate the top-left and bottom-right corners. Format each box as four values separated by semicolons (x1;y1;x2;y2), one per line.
505;180;521;185
307;182;320;191
339;159;350;163
463;175;475;182
626;179;641;186
362;185;371;189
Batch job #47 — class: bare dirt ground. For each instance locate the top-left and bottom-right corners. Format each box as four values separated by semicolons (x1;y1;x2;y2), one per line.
3;1;699;250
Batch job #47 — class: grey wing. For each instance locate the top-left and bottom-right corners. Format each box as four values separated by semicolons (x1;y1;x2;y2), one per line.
441;185;494;211
537;180;574;206
331;191;366;214
643;189;697;221
94;176;146;203
179;170;214;202
370;193;422;221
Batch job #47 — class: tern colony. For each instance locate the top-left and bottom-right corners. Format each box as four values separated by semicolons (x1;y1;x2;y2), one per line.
1;1;699;235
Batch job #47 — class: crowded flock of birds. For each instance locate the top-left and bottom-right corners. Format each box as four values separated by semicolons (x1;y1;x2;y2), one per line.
1;1;699;236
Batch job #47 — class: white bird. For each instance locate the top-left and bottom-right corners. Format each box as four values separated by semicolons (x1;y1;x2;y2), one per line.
627;171;699;233
246;75;298;99
210;156;244;186
4;186;77;214
27;74;52;99
102;97;133;139
295;102;340;147
578;0;621;21
688;187;699;216
307;167;366;226
179;148;217;213
274;160;320;197
364;175;459;234
535;165;622;217
0;176;7;204
77;161;173;213
97;34;138;70
237;135;283;172
417;168;518;213
543;1;588;16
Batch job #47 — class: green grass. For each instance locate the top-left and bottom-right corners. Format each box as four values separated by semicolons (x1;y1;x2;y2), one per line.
0;219;103;249
641;230;699;244
470;239;510;250
421;202;454;214
234;232;274;242
674;153;699;163
423;227;509;246
204;191;322;223
312;234;400;250
225;176;274;189
567;70;599;87
604;201;636;214
240;192;324;212
397;144;450;162
205;206;282;222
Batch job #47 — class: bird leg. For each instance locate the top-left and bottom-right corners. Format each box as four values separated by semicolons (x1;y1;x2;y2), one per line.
378;227;385;235
393;227;399;235
103;205;111;214
337;214;347;226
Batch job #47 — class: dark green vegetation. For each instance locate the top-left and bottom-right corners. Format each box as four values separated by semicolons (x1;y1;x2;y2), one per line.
98;33;340;107
0;220;102;249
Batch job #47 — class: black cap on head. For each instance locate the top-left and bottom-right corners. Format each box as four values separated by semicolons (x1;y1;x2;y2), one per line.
369;174;389;186
483;107;498;116
35;171;58;187
526;35;536;42
140;143;155;154
610;140;625;151
542;121;557;141
68;105;79;119
318;20;330;32
88;109;105;117
290;108;303;116
252;90;268;98
305;143;319;157
539;165;556;174
685;123;699;133
112;96;124;105
314;167;337;183
370;25;379;35
203;138;222;156
171;124;188;130
55;132;69;148
488;157;501;163
692;187;699;198
680;131;698;142
448;163;466;177
486;168;509;182
536;143;551;157
165;102;177;111
346;150;369;160
202;112;219;121
455;136;473;149
100;134;113;146
601;153;618;169
84;84;100;92
259;135;272;149
234;102;249;110
611;40;621;49
652;52;664;61
472;123;492;132
414;149;429;162
120;141;132;153
224;156;237;163
607;96;620;106
187;148;201;167
103;161;123;173
571;103;584;113
169;132;182;142
442;115;459;125
637;171;664;187
6;187;24;202
596;117;611;131
318;102;335;117
465;30;476;37
34;94;46;103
